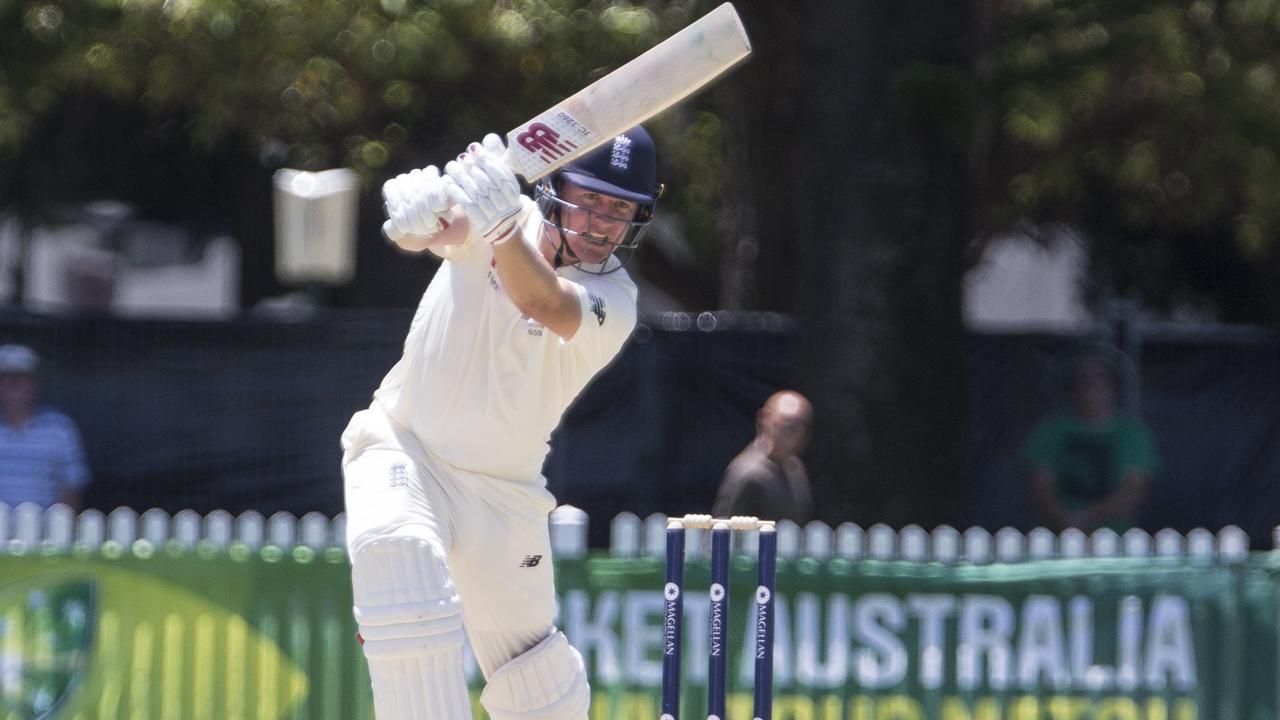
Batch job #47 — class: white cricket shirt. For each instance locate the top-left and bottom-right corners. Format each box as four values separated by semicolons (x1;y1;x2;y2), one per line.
369;197;637;481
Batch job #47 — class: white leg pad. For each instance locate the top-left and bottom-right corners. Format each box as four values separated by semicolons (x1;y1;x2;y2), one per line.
352;533;472;720
479;631;590;720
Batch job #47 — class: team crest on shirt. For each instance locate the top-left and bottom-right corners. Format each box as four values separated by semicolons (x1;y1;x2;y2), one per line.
588;292;606;326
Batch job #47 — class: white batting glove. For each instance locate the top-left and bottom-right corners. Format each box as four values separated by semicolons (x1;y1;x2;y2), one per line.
382;165;451;241
443;134;522;243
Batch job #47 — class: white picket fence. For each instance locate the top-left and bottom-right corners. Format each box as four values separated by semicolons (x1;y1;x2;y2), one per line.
602;511;1254;564
0;502;347;554
0;502;1257;565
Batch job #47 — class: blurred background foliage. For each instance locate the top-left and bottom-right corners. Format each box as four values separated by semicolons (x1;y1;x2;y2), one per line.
0;0;731;305
976;0;1280;322
2;0;1278;320
2;0;1278;528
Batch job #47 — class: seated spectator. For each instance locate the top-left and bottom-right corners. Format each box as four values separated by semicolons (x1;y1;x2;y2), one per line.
712;390;814;524
0;344;91;510
1024;353;1159;533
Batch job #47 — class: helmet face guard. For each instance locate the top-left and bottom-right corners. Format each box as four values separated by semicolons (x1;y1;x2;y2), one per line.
534;179;656;275
535;125;661;275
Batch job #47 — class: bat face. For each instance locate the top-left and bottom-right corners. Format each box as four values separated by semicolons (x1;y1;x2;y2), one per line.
502;2;751;182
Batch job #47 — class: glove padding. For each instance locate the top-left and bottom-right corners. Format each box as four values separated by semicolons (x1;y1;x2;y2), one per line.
444;134;523;243
382;165;451;241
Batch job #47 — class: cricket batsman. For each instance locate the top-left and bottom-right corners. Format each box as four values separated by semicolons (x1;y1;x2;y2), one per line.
340;126;661;719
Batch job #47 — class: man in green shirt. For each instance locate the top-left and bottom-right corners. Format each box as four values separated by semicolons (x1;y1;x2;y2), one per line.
1024;355;1161;533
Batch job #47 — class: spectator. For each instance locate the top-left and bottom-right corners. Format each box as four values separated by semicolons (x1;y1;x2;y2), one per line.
0;344;90;510
1024;353;1159;533
712;390;814;524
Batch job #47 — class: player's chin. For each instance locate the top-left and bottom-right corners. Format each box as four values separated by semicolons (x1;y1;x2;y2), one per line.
572;241;616;264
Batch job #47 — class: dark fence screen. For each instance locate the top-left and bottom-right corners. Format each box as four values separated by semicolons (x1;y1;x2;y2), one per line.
0;309;1275;547
966;326;1280;546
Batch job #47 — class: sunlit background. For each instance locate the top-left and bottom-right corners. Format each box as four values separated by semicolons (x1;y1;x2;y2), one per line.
1;0;1278;718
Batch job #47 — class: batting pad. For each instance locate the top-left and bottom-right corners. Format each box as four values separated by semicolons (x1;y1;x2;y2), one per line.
479;630;591;720
351;533;472;720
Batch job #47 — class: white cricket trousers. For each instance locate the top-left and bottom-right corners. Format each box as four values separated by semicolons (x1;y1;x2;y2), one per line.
342;409;562;680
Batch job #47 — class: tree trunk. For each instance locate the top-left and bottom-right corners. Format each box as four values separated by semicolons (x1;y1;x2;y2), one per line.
729;0;973;528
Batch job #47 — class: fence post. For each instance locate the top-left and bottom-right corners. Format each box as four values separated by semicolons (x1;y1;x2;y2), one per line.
835;523;864;560
1059;528;1087;559
802;521;833;560
994;527;1024;563
75;509;106;547
900;525;928;562
45;504;75;551
610;512;641;558
931;526;960;565
236;510;266;550
549;505;588;559
205;510;234;548
140;508;171;547
867;524;895;561
1090;528;1120;557
172;509;201;548
268;511;298;549
299;512;332;550
643;513;668;557
107;506;138;546
1027;527;1055;560
963;527;993;565
1122;528;1152;557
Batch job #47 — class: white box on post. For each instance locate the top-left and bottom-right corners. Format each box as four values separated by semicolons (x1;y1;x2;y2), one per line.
272;168;359;287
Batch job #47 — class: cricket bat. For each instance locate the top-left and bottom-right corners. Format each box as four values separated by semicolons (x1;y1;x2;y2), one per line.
384;2;752;242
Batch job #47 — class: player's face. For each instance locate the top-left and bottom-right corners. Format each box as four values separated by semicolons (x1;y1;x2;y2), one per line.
557;183;640;265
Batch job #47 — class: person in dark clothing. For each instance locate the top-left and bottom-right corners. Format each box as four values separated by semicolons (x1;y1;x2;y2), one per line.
712;390;814;524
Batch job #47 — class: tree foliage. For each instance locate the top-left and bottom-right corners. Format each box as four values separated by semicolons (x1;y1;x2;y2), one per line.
977;0;1280;322
0;0;731;296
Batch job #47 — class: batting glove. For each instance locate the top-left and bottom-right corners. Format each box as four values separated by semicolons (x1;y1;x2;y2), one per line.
444;134;523;243
382;165;452;241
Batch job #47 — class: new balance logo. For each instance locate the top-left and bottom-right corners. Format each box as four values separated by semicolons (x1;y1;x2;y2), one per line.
589;292;606;326
518;554;543;568
516;123;577;162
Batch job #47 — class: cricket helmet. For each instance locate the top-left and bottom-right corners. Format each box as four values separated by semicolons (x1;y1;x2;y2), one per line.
535;125;663;274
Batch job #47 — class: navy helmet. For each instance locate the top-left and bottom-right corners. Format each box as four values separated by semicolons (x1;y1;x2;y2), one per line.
561;126;660;205
535;125;663;274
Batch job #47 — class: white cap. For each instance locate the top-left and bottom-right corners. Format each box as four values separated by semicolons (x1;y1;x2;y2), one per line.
0;345;40;374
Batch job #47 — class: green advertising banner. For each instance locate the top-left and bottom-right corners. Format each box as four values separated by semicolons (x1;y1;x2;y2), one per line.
572;555;1280;720
0;545;1277;719
0;544;371;720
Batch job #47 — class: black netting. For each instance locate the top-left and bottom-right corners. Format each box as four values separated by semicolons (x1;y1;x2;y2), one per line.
0;309;1276;547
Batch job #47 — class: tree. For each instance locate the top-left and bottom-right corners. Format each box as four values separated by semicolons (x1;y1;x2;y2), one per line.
727;1;974;528
974;0;1280;323
0;0;735;306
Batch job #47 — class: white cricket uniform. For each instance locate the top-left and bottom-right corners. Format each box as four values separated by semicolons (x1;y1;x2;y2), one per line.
342;195;637;680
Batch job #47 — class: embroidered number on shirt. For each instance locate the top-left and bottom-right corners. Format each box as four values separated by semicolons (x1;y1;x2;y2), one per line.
388;462;409;488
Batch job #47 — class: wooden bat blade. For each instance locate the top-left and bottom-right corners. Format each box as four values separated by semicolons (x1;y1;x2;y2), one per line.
502;2;752;182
